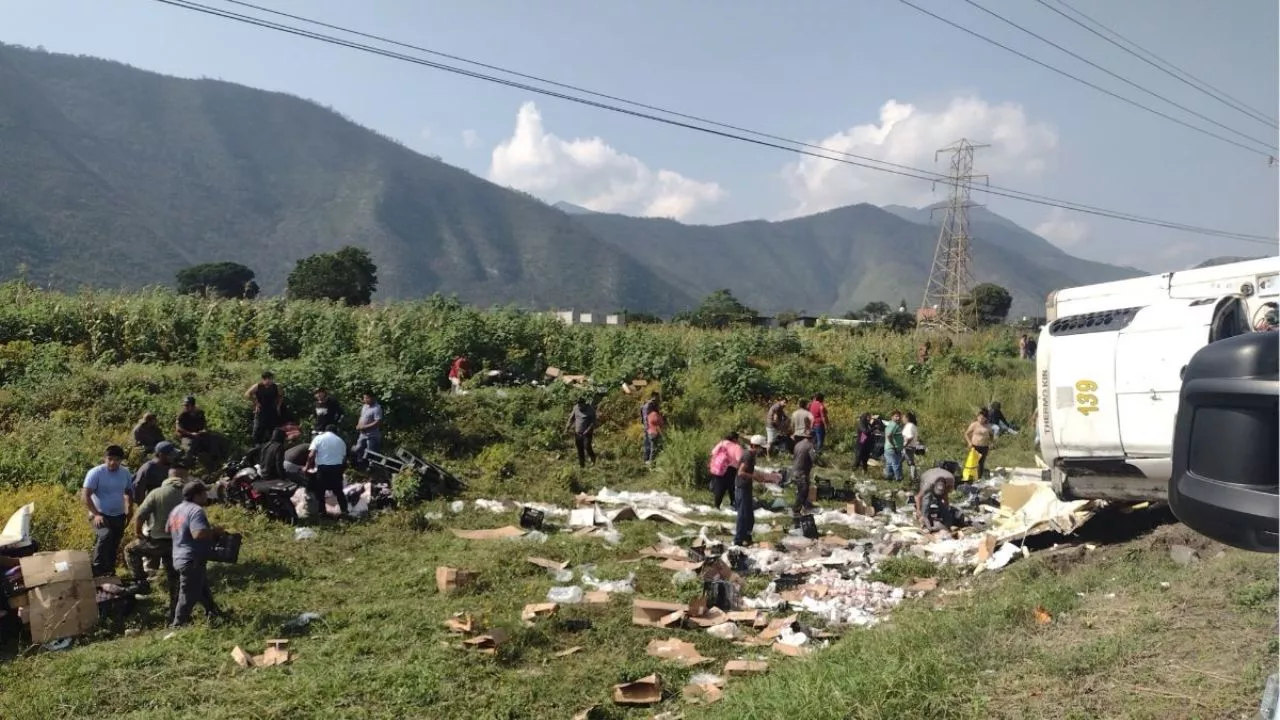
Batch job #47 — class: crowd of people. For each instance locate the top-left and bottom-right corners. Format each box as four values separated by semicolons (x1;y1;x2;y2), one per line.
79;372;392;628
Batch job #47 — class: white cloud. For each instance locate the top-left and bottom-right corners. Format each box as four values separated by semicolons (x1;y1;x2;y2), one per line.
782;97;1058;217
1034;207;1089;248
489;102;725;220
461;129;480;149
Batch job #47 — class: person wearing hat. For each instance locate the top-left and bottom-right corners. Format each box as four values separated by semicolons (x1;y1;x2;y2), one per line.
733;435;769;547
245;371;284;445
565;396;598;468
167;480;227;626
82;445;135;576
175;396;210;456
126;463;189;608
133;441;177;504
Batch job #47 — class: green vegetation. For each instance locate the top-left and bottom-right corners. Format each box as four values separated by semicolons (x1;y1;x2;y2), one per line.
0;286;1273;719
286;246;379;306
175;262;260;299
965;282;1015;327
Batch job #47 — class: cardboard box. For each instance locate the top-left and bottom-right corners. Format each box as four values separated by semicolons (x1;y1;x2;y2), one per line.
632;598;687;628
435;567;475;594
18;551;97;643
613;674;662;705
724;660;769;676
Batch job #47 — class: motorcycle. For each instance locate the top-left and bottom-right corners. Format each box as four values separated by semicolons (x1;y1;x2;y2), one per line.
217;454;301;524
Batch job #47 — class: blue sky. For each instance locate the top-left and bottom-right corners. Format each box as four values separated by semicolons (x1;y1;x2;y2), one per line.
5;0;1277;271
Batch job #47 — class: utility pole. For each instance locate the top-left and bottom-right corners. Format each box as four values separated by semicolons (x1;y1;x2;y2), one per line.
920;138;988;334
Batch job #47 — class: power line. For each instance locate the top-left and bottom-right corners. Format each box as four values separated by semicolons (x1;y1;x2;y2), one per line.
894;0;1277;157
958;0;1276;151
146;0;1278;245
1040;0;1277;128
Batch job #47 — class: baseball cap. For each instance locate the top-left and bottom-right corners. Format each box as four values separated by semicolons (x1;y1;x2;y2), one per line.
183;395;197;405
155;441;176;456
748;434;767;448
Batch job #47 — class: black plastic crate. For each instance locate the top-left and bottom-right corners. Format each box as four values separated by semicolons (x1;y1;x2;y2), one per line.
519;507;545;530
209;533;242;564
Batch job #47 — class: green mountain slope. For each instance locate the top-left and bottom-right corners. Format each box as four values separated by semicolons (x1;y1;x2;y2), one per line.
567;203;1144;319
0;44;694;313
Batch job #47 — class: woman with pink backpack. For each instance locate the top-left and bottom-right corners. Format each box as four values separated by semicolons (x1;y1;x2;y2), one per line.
707;432;744;510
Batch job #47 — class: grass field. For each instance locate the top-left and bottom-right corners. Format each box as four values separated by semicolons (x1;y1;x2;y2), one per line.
0;499;1272;720
0;285;1273;719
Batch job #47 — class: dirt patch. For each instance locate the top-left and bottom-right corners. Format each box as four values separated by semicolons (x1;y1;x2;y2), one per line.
1141;522;1223;555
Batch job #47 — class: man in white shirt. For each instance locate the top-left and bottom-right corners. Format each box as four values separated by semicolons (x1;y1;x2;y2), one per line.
307;425;349;518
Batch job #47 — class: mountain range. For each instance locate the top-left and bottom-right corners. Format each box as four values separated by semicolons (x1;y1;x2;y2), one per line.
0;44;1145;318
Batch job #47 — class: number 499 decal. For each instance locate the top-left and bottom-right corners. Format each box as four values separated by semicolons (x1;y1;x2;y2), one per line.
1075;379;1099;416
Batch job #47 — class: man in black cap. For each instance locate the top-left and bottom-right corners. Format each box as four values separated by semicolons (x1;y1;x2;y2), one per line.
81;445;134;576
133;441;176;504
168;480;227;626
126;463;189;608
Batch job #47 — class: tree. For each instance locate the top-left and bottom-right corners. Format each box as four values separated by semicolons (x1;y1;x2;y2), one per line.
673;289;759;329
963;283;1013;327
883;311;917;334
286;246;379;306
859;301;891;320
620;310;662;324
175;262;259;299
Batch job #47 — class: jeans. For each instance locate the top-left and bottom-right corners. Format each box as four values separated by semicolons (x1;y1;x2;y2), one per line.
354;433;382;468
733;483;755;546
574;432;596;467
172;560;220;626
710;467;737;510
91;514;127;577
315;465;349;517
251;413;278;445
643;433;661;463
812;426;825;454
883;449;903;483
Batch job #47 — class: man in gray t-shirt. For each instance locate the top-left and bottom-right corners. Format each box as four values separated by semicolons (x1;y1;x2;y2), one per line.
167;482;226;626
354;392;384;467
790;435;817;514
565;398;598;468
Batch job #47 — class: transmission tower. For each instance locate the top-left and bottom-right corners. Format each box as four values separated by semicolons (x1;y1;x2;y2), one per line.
920;139;988;334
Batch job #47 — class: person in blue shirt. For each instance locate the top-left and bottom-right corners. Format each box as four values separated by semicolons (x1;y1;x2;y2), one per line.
82;445;134;577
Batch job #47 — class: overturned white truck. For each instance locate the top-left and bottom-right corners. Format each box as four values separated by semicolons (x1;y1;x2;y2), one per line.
1036;257;1279;502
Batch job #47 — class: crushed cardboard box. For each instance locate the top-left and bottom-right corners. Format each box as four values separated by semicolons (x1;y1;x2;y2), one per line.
554;646;583;658
613;674;663;706
443;612;474;634
772;642;811;658
683;682;724;705
660;558;704;573
450;526;526;540
724;660;769;676
639;544;689;561
759;615;798;641
646;637;711;667
906;577;938;592
463;629;509;656
521;603;559;625
583;591;612;604
633;599;688;628
526;557;569;571
436;567;476;594
231;639;292;668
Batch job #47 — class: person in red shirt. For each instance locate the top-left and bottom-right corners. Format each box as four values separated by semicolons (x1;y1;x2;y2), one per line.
644;402;665;465
448;356;470;395
809;393;829;454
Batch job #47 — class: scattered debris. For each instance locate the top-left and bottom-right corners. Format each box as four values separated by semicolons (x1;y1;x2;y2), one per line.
554;646;583;658
521;603;558;625
1034;606;1053;624
547;586;584;604
283;612;322;631
1169;545;1200;566
444;613;474;634
613;674;663;706
905;577;938;592
723;660;769;676
463;629;509;656
450;526;526;540
633;598;688;628
705;622;743;640
231;639;292;668
683;681;724;705
646;637;711;666
436;567;476;594
526;557;569;571
293;527;317;541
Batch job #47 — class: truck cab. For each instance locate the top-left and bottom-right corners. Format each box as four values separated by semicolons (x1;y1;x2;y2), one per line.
1036;295;1253;502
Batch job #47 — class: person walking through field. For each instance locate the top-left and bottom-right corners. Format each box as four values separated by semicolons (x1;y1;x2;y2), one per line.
640;393;661;464
764;398;788;458
565;397;598;468
732;436;769;547
707;432;743;510
82;445;134;577
902;412;922;483
448;355;470;395
245;371;283;445
808;393;829;454
853;413;874;471
790;401;813;445
791;430;817;515
644;399;665;465
168;481;228;627
965;409;995;480
882;410;906;484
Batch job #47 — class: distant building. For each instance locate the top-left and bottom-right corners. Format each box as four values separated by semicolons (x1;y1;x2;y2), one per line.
547;309;627;327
